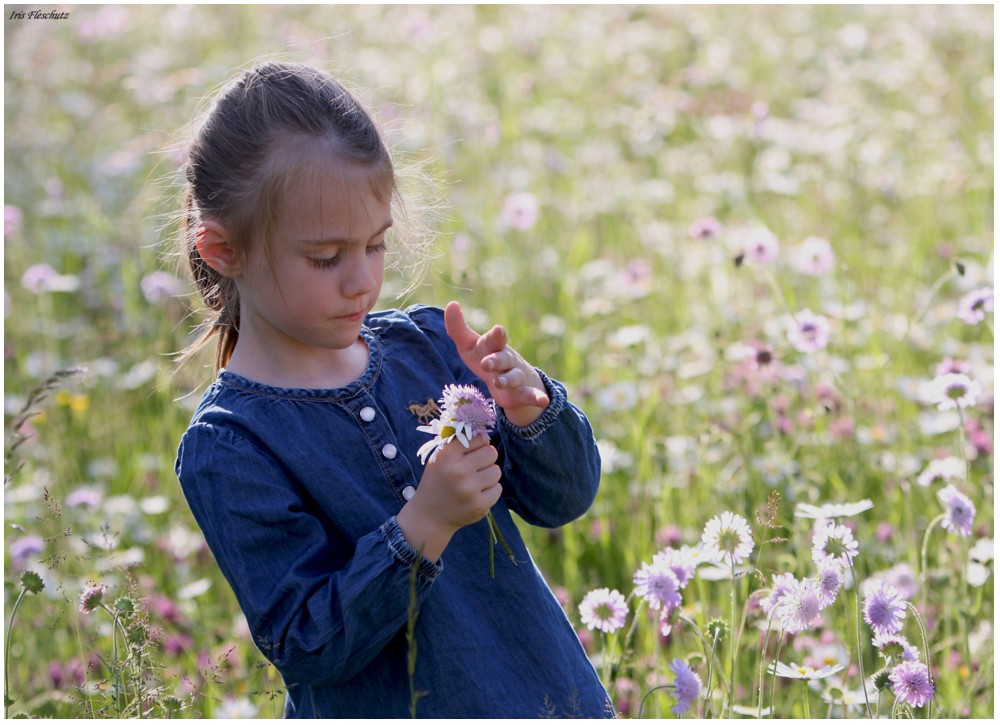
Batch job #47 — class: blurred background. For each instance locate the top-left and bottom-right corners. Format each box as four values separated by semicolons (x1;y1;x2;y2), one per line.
4;4;993;718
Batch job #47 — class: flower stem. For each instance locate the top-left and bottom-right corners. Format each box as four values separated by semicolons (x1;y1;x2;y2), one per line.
637;684;674;719
801;680;811;719
4;588;27;718
920;513;946;621
848;560;873;719
757;610;775;718
767;630;784;718
906;602;934;719
728;553;737;718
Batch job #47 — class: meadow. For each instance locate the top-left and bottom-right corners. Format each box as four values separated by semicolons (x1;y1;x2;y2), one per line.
3;4;993;718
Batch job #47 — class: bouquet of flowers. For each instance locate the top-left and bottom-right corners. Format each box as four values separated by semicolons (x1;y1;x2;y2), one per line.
417;384;516;577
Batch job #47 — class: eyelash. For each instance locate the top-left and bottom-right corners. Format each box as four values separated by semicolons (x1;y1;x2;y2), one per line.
309;242;387;269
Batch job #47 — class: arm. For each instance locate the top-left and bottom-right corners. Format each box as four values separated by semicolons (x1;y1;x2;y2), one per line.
494;369;602;527
175;425;441;687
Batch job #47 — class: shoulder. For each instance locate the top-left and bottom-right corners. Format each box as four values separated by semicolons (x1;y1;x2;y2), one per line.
366;304;446;337
366;305;452;355
175;383;270;476
366;304;468;380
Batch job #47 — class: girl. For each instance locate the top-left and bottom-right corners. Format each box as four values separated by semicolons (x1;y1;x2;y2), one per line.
174;61;611;718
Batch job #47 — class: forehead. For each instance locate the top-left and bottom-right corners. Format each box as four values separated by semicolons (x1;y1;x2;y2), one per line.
272;143;392;241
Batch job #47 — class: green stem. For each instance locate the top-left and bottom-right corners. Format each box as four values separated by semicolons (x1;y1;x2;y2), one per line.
637;684;675;719
678;615;730;714
801;679;811;718
757;609;775;718
607;597;645;704
955;407;971;484
4;588;28;718
920;513;947;621
848;560;873;719
905;602;933;719
767;630;785;718
728;553;737;718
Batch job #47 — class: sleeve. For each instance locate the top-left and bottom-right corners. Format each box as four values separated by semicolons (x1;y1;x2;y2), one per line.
174;423;442;687
494;369;603;528
406;304;602;529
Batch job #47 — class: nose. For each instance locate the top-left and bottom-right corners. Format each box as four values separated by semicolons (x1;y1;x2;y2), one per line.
341;247;376;299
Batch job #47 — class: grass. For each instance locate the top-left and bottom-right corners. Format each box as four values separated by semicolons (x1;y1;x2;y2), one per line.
4;4;993;718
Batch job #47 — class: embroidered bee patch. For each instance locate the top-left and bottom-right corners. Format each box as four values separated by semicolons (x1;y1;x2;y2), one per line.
407;399;441;425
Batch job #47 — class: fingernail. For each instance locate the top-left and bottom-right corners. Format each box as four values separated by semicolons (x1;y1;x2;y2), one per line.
498;374;507;386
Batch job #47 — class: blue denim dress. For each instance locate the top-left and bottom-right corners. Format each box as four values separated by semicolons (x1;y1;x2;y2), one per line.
175;305;612;718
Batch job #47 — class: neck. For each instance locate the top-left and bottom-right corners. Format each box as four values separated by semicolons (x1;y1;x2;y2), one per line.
225;333;370;390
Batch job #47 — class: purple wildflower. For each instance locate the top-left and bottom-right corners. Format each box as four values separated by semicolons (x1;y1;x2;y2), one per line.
935;357;971;376
439;384;496;438
4;205;22;237
889;661;935;708
787;308;831;353
743;226;780;265
668;659;702;716
416;384;496;464
926;373;981;411
937;484;975;537
816;559;844;608
762;572;797;617
916;457;965;488
21;263;59;293
499;191;539;230
66;487;103;509
862;582;906;636
872;633;920;662
811;522;859;569
652;546;697;588
776;578;824;634
633;560;682;612
579;588;628;634
10;535;44;567
957;287;993;325
79;583;108;614
140;271;185;304
794;236;836;276
689;216;723;240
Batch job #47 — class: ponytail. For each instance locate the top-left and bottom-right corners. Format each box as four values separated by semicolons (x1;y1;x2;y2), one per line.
180;187;241;371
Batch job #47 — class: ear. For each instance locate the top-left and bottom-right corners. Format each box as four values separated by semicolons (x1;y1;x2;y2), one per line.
195;220;243;278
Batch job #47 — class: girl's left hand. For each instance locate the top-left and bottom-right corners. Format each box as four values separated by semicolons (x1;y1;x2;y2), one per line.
444;301;549;427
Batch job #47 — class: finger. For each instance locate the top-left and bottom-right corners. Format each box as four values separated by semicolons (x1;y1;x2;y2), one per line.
470;444;498;469
502;385;550;409
481;325;508;355
482;481;502;507
463;434;490;451
495;366;525;388
482;349;516;374
444;301;480;354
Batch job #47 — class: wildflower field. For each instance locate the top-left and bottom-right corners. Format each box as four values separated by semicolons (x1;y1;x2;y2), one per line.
4;5;994;718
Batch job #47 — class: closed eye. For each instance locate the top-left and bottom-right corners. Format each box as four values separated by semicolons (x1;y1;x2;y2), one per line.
309;254;341;269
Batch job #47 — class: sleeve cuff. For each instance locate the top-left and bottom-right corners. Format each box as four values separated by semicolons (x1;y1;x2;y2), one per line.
496;369;567;441
379;517;444;582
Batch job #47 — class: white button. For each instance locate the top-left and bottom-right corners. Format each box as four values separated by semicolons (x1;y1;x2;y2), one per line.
382;443;397;459
360;406;376;422
402;485;416;501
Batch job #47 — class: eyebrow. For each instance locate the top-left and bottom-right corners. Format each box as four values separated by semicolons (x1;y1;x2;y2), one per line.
297;219;393;247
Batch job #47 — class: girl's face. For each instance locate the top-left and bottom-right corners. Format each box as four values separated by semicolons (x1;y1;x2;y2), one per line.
235;160;391;362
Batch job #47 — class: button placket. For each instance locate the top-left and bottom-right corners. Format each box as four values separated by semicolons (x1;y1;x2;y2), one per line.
351;396;416;505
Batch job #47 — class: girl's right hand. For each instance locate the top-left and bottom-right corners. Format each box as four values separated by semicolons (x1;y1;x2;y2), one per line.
396;436;501;562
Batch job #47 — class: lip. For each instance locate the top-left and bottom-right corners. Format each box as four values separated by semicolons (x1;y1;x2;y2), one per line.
336;310;367;321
